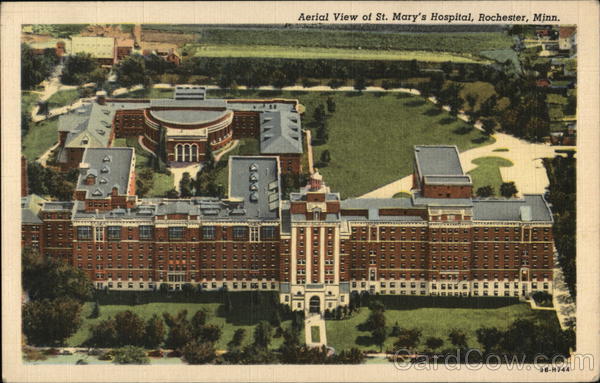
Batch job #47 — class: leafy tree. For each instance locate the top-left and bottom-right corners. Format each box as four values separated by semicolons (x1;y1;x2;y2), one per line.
89;301;101;319
354;77;366;92
22;249;92;302
144;314;165;349
334;348;366;364
180;172;193;197
465;94;478;111
191;309;208;330
326;97;336;113
372;326;387;352
313;104;326;124
163;310;193;351
116;54;146;87
114;310;146;346
424;336;444;353
394;328;422;351
253;320;273;349
23;297;82;346
481;119;496;136
112;346;150;364
476;185;494;198
88;317;118;347
480;94;498;116
61;53;98;85
390;322;401;337
182;340;216;364
448;329;468;349
476;327;503;354
21;44;58;89
228;328;246;351
199;324;222;343
500;182;518;198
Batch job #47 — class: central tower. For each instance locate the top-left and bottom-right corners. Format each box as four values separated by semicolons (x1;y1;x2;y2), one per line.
280;171;349;314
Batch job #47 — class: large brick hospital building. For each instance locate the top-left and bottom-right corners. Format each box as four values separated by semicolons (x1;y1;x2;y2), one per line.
23;123;554;313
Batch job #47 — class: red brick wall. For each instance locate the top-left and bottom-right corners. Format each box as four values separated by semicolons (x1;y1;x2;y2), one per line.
422;184;472;198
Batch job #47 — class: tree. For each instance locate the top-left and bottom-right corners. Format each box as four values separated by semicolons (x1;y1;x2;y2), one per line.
199;324;222;343
394;328;422;351
500;182;518;198
424;337;444;353
480;94;498;116
481;119;496;136
89;301;101;319
476;185;494;198
313;104;326;124
326;97;336;113
182;340;216;364
163;310;193;351
465;94;478;112
112;346;150;364
22;249;93;302
21;44;58;89
476;327;503;354
88;317;118;347
180;172;193;197
354;77;366;92
191;309;208;330
23;297;83;346
448;329;468;349
61;53;98;85
253;321;273;349
114;310;146;346
228;328;246;351
372;326;388;352
144;314;166;349
116;54;146;87
320;150;331;166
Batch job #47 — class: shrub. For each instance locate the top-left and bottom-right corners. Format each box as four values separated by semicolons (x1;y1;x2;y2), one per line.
112;346;150;365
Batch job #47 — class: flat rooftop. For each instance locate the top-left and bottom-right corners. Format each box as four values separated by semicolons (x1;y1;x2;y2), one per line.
414;145;464;176
76;148;134;199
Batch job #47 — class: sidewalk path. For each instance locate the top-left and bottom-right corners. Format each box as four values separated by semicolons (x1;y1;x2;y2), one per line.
170;163;202;193
304;314;327;348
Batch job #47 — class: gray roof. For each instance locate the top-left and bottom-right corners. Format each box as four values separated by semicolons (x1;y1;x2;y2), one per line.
42;201;74;211
341;198;415;210
472;195;553;222
76;148;134;199
149;98;226;108
414;145;464;176
226;100;297;113
292;213;340;222
174;85;206;100
260;111;303;154
150;109;228;125
423;175;472;185
228;156;280;219
21;194;46;224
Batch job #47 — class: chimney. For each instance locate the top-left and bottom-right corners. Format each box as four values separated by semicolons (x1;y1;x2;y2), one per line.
96;90;107;105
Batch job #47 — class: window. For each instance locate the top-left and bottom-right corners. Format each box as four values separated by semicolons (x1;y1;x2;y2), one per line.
77;226;92;240
95;227;104;241
169;227;185;240
261;226;277;240
140;225;153;240
233;226;248;240
250;226;259;242
202;226;215;240
107;226;121;241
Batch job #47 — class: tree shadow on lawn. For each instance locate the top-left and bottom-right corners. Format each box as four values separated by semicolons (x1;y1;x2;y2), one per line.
373;92;387;98
471;136;489;144
375;296;521;311
453;126;474;135
405;99;426;107
257;90;283;97
356;335;378;348
396;93;411;99
439;117;456;125
423;107;443;117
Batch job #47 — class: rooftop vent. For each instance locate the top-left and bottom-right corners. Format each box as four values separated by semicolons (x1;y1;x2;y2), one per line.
250;173;259;182
92;189;103;197
249;163;258;171
103;155;111;162
249;192;258;202
101;166;110;173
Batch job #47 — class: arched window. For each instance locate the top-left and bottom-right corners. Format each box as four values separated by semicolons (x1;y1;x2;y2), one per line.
191;145;198;162
176;144;183;162
184;144;191;162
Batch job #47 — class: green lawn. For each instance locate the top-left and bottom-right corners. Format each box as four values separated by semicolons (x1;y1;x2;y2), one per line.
68;295;300;351
492;148;509;152
467;156;513;195
112;136;174;197
450;81;509;113
22;91;40;115
311;326;321;343
46;89;80;109
22;117;59;160
187;44;487;64
207;89;494;198
326;301;558;352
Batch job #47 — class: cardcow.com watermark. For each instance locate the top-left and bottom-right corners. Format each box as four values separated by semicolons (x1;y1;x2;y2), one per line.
392;349;594;372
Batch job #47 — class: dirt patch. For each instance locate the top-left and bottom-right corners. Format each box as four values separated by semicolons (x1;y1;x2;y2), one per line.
141;28;196;47
80;25;132;40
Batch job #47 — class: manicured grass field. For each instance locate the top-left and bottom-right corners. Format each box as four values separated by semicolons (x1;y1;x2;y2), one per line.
208;89;494;198
46;89;80;109
492;148;509;152
467;156;513;195
449;81;509;113
22;91;40;115
22;117;59;160
311;326;321;343
187;44;487;64
326;301;557;352
68;298;300;351
192;28;513;56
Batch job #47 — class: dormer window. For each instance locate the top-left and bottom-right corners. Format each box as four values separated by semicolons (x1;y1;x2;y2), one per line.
101;166;110;173
313;208;321;221
103;156;111;163
92;189;103;197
